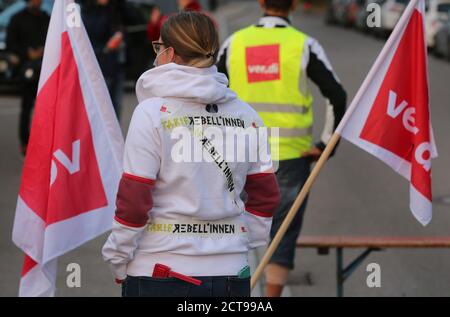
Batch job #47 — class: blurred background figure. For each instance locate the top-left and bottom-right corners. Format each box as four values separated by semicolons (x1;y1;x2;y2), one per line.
6;0;49;156
178;0;203;11
146;3;163;62
83;0;125;120
303;0;313;11
146;0;203;53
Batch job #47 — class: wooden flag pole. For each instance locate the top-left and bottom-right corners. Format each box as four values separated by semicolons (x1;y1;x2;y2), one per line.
250;132;341;289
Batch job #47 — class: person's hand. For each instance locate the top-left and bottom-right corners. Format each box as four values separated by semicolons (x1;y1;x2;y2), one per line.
28;47;44;60
115;278;124;285
106;32;123;51
9;54;20;65
301;146;323;162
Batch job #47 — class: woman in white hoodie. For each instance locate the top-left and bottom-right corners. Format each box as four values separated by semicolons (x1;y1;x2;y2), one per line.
102;12;280;297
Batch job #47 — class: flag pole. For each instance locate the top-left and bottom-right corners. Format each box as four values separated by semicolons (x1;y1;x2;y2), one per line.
250;0;421;290
250;132;341;290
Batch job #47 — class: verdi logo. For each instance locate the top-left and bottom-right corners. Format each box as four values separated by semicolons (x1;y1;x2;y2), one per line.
246;44;281;83
248;63;279;75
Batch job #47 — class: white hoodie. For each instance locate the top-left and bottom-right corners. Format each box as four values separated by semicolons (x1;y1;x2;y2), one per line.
102;63;280;280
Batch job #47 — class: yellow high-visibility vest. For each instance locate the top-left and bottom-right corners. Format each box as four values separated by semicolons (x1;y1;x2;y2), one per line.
229;25;314;161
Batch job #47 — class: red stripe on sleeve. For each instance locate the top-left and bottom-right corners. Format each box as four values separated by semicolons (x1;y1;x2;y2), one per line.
245;207;272;218
122;173;156;185
115;175;155;227
114;215;147;228
244;173;280;217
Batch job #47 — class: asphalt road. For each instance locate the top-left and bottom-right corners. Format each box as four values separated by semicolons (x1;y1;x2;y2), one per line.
1;1;450;297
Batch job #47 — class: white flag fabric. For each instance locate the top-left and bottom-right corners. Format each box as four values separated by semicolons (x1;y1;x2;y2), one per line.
12;0;124;296
336;0;437;226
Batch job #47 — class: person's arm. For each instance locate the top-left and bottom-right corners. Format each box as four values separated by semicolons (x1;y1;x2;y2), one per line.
6;14;24;61
243;172;280;248
106;5;124;52
303;38;347;158
216;35;232;78
110;2;124;34
102;103;161;283
243;116;280;248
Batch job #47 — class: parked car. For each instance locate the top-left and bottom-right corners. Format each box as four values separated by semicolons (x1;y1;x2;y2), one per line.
434;13;450;59
326;0;338;24
377;0;409;37
0;0;16;13
426;0;450;48
355;0;386;32
326;0;345;24
336;0;356;26
346;0;366;26
326;0;366;26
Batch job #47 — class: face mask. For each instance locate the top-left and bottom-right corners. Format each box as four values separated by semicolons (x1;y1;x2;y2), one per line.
153;47;170;68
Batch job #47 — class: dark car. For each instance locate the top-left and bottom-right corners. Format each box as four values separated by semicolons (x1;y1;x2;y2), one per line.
434;13;450;60
0;0;16;12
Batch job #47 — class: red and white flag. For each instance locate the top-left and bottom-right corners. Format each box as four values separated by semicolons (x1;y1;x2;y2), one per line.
12;0;124;296
336;0;437;226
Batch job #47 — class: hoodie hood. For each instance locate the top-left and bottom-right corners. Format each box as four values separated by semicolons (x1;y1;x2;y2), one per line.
136;63;237;105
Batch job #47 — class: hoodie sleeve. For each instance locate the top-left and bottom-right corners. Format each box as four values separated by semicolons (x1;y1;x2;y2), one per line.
102;103;161;281
243;116;280;249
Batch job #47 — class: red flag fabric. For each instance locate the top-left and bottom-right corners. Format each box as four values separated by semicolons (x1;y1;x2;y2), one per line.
337;0;437;226
12;0;124;296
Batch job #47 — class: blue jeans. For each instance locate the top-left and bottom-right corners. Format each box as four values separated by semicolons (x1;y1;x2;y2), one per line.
269;158;311;270
122;276;251;297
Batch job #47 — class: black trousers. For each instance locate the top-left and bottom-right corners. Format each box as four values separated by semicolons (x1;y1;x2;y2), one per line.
122;276;251;297
19;81;38;146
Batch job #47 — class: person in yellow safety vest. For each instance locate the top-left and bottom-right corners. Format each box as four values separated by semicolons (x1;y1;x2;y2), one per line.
216;0;347;297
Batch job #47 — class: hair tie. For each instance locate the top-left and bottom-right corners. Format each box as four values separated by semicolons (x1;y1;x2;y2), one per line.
206;52;214;58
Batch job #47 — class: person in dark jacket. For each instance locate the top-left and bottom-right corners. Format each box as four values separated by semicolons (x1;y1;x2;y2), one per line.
6;0;49;156
83;0;124;119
